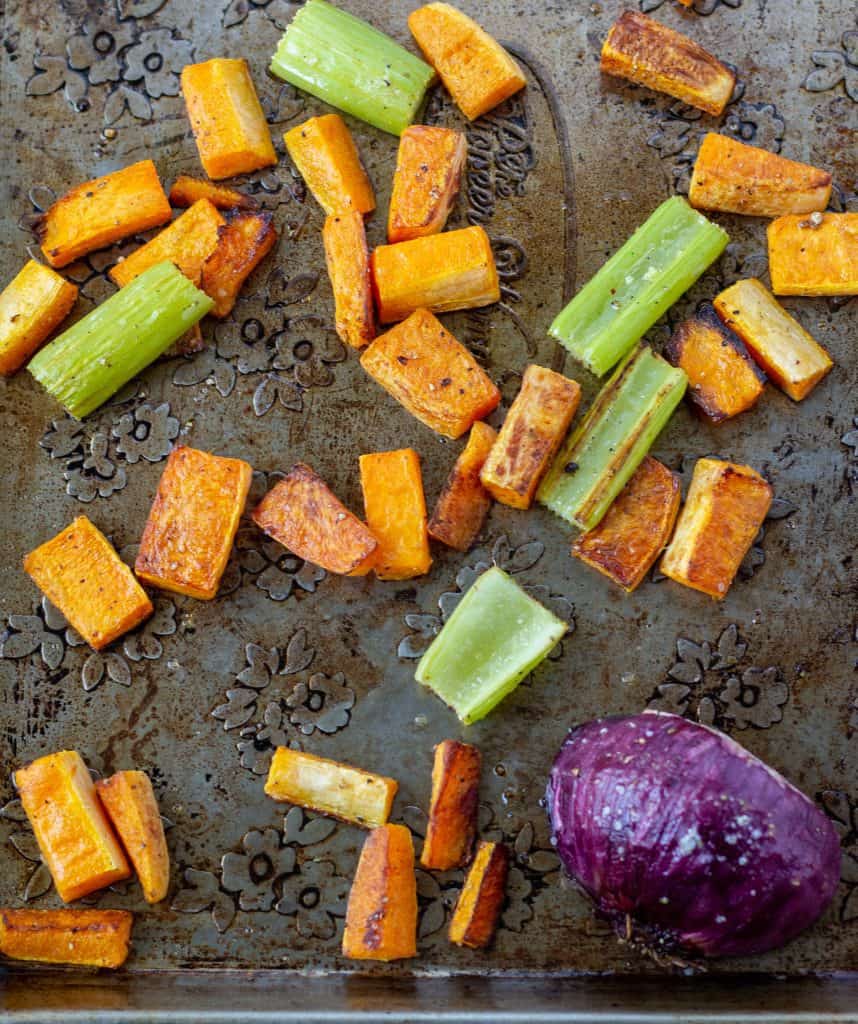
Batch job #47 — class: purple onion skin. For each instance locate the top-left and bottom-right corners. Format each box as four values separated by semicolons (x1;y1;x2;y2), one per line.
547;711;840;959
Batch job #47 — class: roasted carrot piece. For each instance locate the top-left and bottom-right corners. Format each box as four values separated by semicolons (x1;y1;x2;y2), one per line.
359;449;432;580
767;213;858;297
408;3;526;121
0;908;133;968
360;308;500;439
322;211;376;350
421;740;481;871
169;175;259;211
95;771;169;905
343;824;417;961
428;421;496;551
388;126;467;242
284;114;375;216
600;11;735;117
24;516;153;651
15;751;131;903
448;840;509;949
201;210;277;318
37;160;172;269
371;225;499;323
181;58;277;180
571;456;681;593
480;365;581;509
0;260;78;376
135;446;252;601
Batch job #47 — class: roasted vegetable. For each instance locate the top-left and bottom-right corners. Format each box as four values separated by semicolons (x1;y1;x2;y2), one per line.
372;225;499;323
600;11;735;116
264;747;397;828
388;126;466;243
15;751;131;903
168;175;259;211
251;462;378;575
767;212;858;297
24;516;153;651
359;449;432;580
428;421;496;551
322;211;376;349
135;445;252;601
0;909;133;969
713;278;833;401
0;260;77;377
421;740;482;871
571;456;680;593
285;114;375;216
660;457;772;599
547;712;841;958
360;308;500;438
479;365;581;509
448;841;509;949
201;210;277;318
37;160;171;269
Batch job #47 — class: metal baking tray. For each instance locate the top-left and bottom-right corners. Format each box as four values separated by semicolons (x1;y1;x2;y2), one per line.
1;0;856;1018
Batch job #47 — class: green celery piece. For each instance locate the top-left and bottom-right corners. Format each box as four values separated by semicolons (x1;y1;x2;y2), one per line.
28;261;212;419
270;0;436;136
549;196;728;376
415;566;567;725
537;345;687;531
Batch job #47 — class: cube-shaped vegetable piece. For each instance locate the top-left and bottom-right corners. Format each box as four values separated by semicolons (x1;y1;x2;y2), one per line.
169;175;259;211
264;747;397;828
95;771;169;905
448;841;509;949
600;11;735;117
0;909;133;969
713;278;833;402
0;260;77;376
428;421;496;551
359;449;432;580
15;751;131;902
37;160;171;269
284;114;375;216
660;458;773;599
201;211;277;318
664;302;766;423
571;456;680;593
372;225;500;323
251;462;378;575
689;134;832;218
421;740;481;871
135;446;252;600
322;211;376;350
343;824;417;961
416;566;567;723
360;308;500;439
181;58;277;180
388;126;467;243
767;213;858;297
408;3;526;121
24;516;153;651
109;199;225;289
480;365;581;509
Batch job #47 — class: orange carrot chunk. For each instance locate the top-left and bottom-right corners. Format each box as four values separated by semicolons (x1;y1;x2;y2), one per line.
0;260;78;377
201;210;277;318
767;213;858;297
421;740;482;871
0;908;133;969
448;840;510;949
322;211;376;349
359;449;432;580
284;114;375;216
168;175;259;211
388;125;467;242
428;421;496;551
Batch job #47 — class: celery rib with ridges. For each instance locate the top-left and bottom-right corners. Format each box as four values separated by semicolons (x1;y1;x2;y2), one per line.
550;196;728;376
537;345;687;531
28;261;212;419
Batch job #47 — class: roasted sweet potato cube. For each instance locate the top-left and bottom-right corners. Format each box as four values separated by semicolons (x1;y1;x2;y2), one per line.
660;458;773;599
322;211;376;350
388;126;467;243
421;740;481;871
428;421;496;551
572;456;681;593
251;462;378;575
448;840;509;949
0;908;133;968
135;446;252;601
0;260;78;376
359;449;432;580
767;213;858;297
201;211;277;318
284;114;375;216
343;824;417;961
600;11;735;116
169;175;259;211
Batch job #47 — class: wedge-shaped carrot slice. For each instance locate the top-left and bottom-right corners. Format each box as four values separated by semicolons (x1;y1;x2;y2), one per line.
421;740;481;871
767;213;858;297
371;225;499;323
600;11;735;117
251;462;378;575
24;516;153;651
0;260;78;376
96;771;169;905
15;751;131;903
201;211;277;318
713;278;833;401
322;211;376;350
37;160;172;269
135;446;252;600
169;175;259;211
388;126;467;242
360;308;500;439
359;449;432;580
572;456;680;593
660;457;772;600
448;840;509;949
284;114;375;216
264;748;397;828
428;421;496;551
343;824;417;961
0;908;133;968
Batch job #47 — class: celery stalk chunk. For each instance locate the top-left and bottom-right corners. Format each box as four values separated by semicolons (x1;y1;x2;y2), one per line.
28;262;213;419
415;566;567;724
270;0;436;136
537;345;687;531
550;196;728;376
